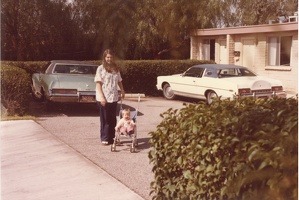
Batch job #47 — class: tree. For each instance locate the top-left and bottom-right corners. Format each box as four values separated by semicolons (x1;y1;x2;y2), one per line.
1;0;75;61
1;0;298;61
221;0;298;26
71;0;140;59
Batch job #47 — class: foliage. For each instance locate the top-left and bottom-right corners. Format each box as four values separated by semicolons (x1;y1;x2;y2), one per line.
1;64;32;116
0;60;214;115
0;61;49;75
149;97;298;199
118;60;215;96
2;0;297;61
1;0;76;61
222;0;298;26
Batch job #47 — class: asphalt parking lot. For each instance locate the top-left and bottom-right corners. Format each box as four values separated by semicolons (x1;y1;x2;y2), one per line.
25;96;193;199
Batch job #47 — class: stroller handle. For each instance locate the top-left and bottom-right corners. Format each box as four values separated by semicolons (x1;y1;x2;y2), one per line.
119;93;141;111
138;93;141;103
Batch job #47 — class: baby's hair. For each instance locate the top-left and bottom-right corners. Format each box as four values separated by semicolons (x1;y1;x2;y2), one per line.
122;109;130;116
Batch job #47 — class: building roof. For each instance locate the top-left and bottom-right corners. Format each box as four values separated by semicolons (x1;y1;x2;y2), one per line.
193;64;246;70
191;22;298;36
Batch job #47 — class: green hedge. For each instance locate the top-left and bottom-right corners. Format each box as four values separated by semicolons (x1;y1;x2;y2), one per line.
1;60;214;116
1;60;214;96
0;61;49;75
78;60;214;95
148;97;298;200
1;64;32;116
118;60;214;96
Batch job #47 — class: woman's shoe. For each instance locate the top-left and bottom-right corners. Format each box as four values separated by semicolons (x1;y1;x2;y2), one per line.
101;141;108;145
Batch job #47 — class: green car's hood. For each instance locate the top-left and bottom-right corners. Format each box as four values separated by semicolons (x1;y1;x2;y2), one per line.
52;74;96;91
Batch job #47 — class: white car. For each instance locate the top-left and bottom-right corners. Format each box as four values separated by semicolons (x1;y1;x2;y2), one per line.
156;64;287;104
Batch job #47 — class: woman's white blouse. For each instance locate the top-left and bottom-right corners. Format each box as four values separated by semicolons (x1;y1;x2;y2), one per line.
94;65;122;103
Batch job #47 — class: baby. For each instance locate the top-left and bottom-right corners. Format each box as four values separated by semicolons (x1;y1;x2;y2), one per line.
115;109;135;135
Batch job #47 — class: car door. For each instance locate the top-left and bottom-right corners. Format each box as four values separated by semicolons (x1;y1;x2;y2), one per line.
191;67;225;100
171;67;205;97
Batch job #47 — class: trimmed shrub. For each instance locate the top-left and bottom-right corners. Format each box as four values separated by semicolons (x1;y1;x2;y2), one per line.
93;60;215;96
1;64;32;116
0;60;215;116
1;61;48;75
149;97;298;200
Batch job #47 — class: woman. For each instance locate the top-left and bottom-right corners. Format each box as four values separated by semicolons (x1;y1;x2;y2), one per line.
94;49;125;145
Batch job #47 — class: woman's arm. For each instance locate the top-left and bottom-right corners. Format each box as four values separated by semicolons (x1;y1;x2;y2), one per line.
118;81;125;99
96;82;106;106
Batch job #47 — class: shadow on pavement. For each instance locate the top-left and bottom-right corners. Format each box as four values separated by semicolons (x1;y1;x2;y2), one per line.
29;101;144;118
29;101;99;117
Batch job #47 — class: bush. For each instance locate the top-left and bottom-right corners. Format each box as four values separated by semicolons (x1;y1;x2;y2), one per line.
148;97;298;200
0;60;214;116
1;64;32;116
92;60;215;96
1;61;49;75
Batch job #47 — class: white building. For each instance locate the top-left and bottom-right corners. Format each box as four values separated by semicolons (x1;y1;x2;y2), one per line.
190;21;298;94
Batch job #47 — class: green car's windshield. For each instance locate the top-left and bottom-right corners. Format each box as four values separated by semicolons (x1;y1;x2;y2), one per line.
54;65;98;75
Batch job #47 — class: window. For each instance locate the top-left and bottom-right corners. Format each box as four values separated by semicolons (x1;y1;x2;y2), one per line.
184;67;204;77
268;36;292;66
218;68;256;78
54;65;98;74
202;39;215;61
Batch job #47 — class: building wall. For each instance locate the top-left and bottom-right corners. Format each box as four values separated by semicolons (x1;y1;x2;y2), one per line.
251;31;298;94
259;32;298;94
190;30;298;94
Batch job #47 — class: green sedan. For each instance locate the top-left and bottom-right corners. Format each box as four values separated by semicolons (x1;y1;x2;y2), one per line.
31;60;99;104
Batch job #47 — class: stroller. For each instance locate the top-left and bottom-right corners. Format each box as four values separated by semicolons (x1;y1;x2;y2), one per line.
111;94;141;153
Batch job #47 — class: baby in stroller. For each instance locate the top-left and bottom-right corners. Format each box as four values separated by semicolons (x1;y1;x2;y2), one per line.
115;109;135;135
111;96;140;153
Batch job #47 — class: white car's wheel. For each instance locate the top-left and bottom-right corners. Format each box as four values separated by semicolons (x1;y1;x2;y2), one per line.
207;91;217;105
163;83;175;100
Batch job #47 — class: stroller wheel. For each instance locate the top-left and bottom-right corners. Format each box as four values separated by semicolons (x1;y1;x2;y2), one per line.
116;139;121;146
111;144;116;152
130;144;135;153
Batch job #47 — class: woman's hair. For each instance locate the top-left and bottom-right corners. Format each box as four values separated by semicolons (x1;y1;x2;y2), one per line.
102;49;119;73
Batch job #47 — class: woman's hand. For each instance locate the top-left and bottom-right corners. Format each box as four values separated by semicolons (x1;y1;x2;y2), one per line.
118;82;125;99
121;90;125;99
100;100;107;106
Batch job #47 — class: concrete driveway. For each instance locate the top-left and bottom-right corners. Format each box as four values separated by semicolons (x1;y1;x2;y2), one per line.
1;96;191;200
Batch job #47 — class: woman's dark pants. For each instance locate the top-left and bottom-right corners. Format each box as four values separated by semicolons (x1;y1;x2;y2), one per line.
97;101;117;144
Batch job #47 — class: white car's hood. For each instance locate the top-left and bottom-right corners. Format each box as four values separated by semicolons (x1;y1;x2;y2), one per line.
53;74;95;91
222;76;283;90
